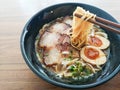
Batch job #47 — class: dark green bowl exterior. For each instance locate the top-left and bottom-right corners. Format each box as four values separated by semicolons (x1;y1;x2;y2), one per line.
20;3;120;89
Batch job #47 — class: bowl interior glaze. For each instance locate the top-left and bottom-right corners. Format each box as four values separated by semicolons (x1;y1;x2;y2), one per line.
20;3;120;89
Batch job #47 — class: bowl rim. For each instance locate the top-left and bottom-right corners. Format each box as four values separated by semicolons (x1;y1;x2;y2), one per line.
20;2;120;89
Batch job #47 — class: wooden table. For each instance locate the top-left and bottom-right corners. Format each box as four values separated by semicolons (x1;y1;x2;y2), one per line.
0;0;120;90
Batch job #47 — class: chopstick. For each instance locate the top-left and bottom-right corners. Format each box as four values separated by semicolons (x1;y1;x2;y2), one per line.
74;13;120;34
96;16;120;28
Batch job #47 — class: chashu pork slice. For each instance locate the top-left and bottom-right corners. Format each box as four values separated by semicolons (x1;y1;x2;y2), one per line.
39;32;60;47
43;47;61;66
63;16;73;26
56;34;79;58
49;22;70;35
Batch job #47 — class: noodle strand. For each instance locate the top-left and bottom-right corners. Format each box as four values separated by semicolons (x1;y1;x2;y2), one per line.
71;7;96;49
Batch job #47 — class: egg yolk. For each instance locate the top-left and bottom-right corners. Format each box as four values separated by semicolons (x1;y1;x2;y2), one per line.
89;36;102;47
84;47;99;60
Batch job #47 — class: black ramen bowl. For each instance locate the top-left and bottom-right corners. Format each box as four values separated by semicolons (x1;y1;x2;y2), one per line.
20;3;120;89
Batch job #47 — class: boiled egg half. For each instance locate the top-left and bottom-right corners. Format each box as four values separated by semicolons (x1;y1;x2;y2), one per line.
80;46;106;65
88;35;110;49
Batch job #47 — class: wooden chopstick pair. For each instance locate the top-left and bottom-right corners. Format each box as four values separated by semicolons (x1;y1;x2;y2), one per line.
74;13;120;34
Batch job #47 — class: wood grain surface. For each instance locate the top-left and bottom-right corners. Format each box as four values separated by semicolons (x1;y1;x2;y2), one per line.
0;0;120;90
